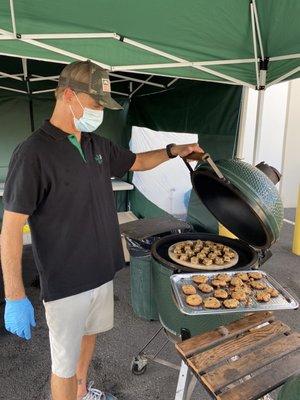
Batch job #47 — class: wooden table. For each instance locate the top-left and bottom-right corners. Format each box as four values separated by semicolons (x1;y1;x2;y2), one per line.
175;312;300;400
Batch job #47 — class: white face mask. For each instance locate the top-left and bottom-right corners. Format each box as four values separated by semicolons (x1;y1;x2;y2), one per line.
70;92;104;132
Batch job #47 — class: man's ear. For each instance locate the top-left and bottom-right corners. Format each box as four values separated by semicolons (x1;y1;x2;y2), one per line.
63;87;75;103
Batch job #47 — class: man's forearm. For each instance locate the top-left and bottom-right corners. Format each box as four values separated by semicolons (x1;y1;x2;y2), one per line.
1;219;26;300
133;148;169;171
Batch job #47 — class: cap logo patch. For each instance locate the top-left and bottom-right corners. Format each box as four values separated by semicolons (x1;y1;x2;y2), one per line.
102;78;111;93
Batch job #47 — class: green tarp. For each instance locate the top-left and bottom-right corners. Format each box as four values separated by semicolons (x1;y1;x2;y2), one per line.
0;0;299;89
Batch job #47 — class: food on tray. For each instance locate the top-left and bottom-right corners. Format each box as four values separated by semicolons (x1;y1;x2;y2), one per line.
256;291;271;302
248;271;263;280
181;284;197;295
202;258;213;266
265;287;279;297
198;283;214;293
238;283;252;294
186;294;202;306
250;281;267;290
190;256;199;265
168;240;239;269
236;272;249;282
230;277;243;286
231;289;247;301
214;257;224;265
216;273;231;282
223;298;240;309
214;289;228;299
192;275;208;284
211;278;227;288
204;297;221;309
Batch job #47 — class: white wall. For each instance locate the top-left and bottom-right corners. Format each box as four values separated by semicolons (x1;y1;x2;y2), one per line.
239;78;300;208
281;79;300;208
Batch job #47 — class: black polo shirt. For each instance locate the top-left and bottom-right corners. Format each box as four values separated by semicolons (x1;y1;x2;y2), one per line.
3;120;136;302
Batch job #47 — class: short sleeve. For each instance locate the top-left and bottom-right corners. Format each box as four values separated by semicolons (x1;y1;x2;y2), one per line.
109;140;136;178
3;144;46;215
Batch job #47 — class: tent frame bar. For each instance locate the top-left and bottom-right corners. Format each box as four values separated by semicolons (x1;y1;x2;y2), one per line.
129;75;154;98
252;0;265;60
0;85;26;93
250;2;260;89
266;66;300;88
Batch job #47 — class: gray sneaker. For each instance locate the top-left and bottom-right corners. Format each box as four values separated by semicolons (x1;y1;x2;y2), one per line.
81;381;118;400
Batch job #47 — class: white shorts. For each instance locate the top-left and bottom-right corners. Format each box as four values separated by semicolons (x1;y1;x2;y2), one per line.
43;280;114;378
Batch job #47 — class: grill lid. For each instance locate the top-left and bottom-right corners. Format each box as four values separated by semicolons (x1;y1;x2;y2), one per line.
190;158;284;249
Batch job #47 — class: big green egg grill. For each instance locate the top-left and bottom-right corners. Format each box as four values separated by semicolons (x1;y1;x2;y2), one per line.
150;155;284;338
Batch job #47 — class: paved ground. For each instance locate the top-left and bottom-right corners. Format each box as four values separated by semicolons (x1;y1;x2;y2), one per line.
0;209;299;400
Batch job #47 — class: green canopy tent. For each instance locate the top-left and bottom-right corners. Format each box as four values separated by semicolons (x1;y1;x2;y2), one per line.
0;0;299;162
0;0;299;222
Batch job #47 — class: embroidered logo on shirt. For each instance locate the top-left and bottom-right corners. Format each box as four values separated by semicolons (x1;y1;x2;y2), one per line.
94;154;103;165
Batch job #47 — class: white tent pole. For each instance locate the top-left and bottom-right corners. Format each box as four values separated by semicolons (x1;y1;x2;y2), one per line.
0;85;26;93
0;73;23;79
9;0;17;36
252;89;265;165
252;0;265;60
167;78;178;87
0;70;23;81
109;72;164;88
31;75;59;82
0;51;69;65
21;33;118;40
266;66;300;88
250;2;260;88
235;87;249;159
129;75;154;98
270;54;300;62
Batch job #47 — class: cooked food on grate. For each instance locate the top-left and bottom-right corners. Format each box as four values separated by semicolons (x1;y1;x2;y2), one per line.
216;273;231;282
211;279;227;288
192;275;208;284
168;240;239;270
223;298;240;309
236;272;249;282
198;283;214;293
186;294;202;306
265;287;279;297
231;289;248;301
248;271;263;280
256;291;271;302
250;281;267;290
204;297;221;309
230;277;243;286
214;289;228;299
181;284;197;295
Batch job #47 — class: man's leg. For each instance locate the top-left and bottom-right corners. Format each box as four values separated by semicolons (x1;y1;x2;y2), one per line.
51;374;77;400
76;334;97;399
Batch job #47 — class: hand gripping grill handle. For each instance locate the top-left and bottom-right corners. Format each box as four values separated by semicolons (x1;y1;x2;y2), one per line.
182;151;227;182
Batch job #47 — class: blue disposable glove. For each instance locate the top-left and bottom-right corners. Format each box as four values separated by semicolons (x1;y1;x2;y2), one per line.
4;297;36;340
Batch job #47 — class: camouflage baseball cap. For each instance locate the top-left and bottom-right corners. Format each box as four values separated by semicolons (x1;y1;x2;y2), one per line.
57;60;123;110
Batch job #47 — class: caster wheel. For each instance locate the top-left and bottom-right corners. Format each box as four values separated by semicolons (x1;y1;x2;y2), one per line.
131;356;148;375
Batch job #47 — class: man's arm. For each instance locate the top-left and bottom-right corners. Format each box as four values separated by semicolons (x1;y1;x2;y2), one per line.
1;210;28;300
130;143;204;171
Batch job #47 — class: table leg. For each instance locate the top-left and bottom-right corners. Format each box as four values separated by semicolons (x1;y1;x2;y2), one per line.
175;361;197;400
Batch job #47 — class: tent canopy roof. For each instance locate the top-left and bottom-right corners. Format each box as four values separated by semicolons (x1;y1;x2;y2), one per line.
0;0;299;91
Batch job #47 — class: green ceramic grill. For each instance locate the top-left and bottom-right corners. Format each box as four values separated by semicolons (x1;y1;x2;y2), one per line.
185;154;284;249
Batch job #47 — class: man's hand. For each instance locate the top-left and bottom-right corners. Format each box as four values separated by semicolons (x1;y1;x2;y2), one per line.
170;143;205;160
4;297;36;340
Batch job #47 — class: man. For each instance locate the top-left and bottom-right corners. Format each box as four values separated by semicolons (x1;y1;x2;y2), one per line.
0;60;203;400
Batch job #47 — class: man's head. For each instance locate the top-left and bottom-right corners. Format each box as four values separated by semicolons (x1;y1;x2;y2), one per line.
53;60;122;132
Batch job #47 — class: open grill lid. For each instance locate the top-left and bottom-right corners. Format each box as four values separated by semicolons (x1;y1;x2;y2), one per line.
189;158;284;249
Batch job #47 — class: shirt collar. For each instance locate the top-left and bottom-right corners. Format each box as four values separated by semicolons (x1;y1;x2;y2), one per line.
41;120;92;141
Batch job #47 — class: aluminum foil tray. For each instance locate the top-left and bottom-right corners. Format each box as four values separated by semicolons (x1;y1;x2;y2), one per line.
170;270;299;315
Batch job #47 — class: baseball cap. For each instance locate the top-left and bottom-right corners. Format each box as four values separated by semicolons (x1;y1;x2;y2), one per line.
57;60;123;110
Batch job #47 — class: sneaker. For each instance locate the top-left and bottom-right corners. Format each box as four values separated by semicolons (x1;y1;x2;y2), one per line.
81;381;118;400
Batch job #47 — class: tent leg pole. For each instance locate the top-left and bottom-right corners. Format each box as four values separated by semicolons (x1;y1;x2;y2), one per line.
252;89;264;165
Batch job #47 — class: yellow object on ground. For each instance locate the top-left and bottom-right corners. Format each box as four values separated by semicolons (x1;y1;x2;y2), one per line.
23;223;30;233
292;187;300;256
218;223;237;239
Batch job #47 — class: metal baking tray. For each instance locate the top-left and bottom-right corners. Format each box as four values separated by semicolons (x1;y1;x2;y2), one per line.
170;270;299;315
